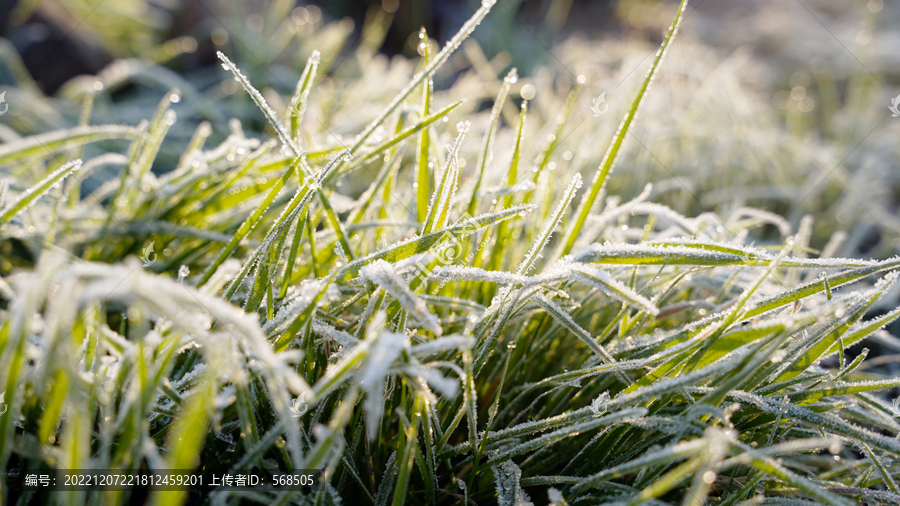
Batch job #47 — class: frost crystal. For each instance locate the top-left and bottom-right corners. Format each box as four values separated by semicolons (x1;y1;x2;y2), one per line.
360;319;409;439
216;52;300;156
360;259;442;335
492;461;533;506
590;391;611;416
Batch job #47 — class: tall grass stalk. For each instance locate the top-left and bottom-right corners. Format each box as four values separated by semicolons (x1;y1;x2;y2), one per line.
0;1;898;505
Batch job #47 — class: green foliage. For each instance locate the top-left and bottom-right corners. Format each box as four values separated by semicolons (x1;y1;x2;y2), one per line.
1;1;899;505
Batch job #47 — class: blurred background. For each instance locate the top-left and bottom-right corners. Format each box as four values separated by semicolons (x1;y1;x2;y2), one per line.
1;0;899;279
2;0;898;93
0;0;621;95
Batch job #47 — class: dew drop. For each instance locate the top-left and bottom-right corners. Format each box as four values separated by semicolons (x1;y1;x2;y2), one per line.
828;439;843;454
520;84;535;100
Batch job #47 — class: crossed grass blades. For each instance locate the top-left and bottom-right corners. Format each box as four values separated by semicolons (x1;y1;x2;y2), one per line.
2;0;900;504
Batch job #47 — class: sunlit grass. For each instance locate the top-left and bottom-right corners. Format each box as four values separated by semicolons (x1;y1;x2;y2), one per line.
1;1;899;505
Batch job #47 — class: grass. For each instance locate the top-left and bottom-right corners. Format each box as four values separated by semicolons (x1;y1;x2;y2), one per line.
1;0;900;505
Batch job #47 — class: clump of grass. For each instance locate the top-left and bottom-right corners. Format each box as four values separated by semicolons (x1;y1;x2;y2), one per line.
1;1;900;505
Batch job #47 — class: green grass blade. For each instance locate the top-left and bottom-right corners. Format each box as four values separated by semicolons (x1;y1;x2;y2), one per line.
485;101;527;272
218;51;300;157
152;376;212;506
415;36;432;225
787;378;900;406
391;395;424;506
198;156;302;287
339;204;535;283
517;173;580;275
745;258;900;319
288;50;321;142
558;0;690;256
745;454;853;506
0;159;82;222
0;125;139;166
859;441;900;494
466;68;516;217
325;0;497;182
364;99;461;167
422;122;468;234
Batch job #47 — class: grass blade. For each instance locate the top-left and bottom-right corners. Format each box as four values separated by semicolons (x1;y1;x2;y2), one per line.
558;0;690;256
0;160;82;222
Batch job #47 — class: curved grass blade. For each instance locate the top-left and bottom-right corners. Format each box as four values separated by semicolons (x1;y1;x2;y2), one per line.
1;160;82;223
0;125;139;166
338;204;535;283
744;257;900;319
360;259;441;335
